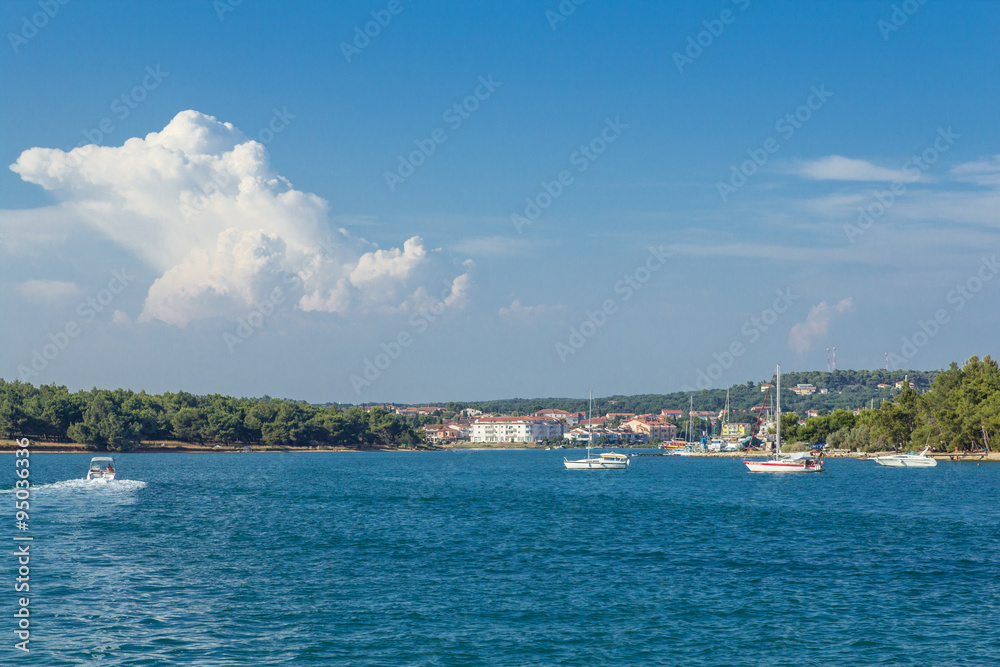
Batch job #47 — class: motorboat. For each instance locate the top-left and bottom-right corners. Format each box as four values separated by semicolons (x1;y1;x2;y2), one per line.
744;364;824;473
87;456;116;480
875;446;937;467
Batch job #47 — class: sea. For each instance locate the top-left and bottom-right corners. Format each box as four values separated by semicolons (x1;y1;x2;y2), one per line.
5;450;999;665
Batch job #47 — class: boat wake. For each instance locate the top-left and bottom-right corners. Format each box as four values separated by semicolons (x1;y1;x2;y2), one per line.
1;478;147;495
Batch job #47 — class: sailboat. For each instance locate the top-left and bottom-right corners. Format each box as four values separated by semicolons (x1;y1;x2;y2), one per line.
744;364;824;473
564;392;629;470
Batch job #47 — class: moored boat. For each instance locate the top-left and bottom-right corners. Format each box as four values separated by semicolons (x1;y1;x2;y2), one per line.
875;446;937;467
744;364;824;474
745;451;824;473
564;392;629;470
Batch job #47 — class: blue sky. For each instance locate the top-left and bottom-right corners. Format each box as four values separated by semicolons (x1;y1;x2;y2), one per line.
2;0;998;404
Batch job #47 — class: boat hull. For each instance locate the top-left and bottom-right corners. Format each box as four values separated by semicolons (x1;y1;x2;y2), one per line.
87;472;116;481
564;458;629;470
744;460;824;473
875;456;937;467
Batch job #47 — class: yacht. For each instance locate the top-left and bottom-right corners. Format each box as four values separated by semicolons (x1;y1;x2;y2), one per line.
875;446;937;467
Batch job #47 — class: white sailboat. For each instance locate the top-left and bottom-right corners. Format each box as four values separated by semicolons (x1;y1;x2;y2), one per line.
875;446;937;467
744;364;824;473
564;392;629;470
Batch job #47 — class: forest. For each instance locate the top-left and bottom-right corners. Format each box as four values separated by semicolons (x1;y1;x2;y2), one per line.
779;357;998;452
0;383;424;451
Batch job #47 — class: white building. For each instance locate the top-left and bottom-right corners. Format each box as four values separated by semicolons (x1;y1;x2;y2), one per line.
534;409;581;426
471;416;566;443
623;419;677;441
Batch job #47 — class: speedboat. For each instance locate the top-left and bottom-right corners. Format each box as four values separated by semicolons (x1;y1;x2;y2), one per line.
87;456;116;480
875;446;937;467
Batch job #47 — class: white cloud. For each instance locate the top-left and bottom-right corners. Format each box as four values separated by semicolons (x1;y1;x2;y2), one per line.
403;272;473;316
792;156;916;182
349;237;427;286
950;154;1000;188
8;110;469;326
789;298;854;354
18;279;80;302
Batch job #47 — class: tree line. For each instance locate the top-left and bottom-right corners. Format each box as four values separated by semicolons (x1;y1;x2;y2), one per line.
779;356;998;452
0;382;424;451
440;369;936;420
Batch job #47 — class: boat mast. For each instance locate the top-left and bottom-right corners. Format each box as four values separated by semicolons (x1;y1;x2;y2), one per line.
775;363;781;455
588;391;593;457
688;395;693;447
724;387;730;435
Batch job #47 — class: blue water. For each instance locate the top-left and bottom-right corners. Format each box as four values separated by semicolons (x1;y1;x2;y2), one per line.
6;451;999;665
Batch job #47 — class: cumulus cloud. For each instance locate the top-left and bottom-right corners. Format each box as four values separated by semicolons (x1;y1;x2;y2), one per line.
9;110;468;326
350;237;427;286
792;156;916;182
789;298;854;354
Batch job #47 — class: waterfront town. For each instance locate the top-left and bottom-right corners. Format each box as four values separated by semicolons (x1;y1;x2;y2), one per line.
387;376;926;448
394;405;738;446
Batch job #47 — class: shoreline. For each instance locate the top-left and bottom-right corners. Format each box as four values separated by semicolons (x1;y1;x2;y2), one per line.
0;440;408;454
3;440;997;461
